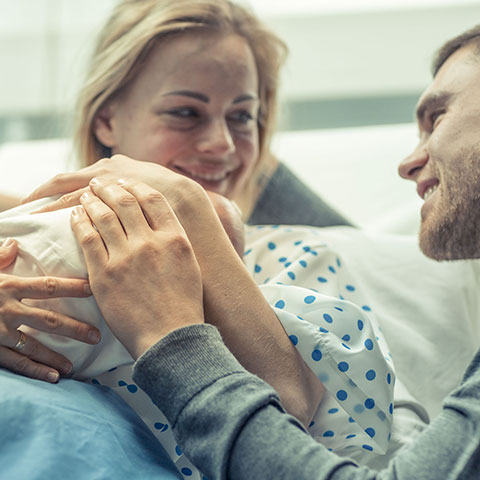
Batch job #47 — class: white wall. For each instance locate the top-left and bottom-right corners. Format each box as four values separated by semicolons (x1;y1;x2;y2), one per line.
2;0;480;118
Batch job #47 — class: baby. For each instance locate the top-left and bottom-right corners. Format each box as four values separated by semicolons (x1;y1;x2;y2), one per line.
0;195;401;478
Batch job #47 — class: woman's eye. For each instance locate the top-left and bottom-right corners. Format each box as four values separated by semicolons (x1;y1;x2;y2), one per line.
228;110;255;124
166;107;198;118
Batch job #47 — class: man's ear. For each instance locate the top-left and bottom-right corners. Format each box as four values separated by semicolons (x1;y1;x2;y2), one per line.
93;103;117;148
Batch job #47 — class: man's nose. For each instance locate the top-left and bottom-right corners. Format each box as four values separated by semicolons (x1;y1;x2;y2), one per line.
196;120;235;156
398;145;429;180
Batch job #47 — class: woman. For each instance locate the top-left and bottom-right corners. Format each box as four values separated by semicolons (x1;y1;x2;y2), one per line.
23;0;350;228
1;0;337;426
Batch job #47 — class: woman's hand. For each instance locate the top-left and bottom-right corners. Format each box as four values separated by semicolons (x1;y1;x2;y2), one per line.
70;178;204;360
23;155;179;213
0;239;101;383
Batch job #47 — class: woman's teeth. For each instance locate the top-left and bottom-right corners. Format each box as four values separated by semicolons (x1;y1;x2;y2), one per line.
423;184;438;200
176;166;228;182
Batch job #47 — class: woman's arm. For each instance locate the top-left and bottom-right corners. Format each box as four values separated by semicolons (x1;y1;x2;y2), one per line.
0;239;101;383
27;158;324;425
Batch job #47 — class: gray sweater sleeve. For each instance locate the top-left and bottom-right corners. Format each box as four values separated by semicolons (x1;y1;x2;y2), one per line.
133;324;480;480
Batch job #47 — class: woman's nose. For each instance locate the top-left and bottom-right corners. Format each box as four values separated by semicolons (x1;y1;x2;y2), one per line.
398;146;429;180
196;120;235;156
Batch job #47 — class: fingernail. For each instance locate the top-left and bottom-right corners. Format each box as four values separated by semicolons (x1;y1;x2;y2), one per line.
47;371;60;383
61;362;72;375
90;177;100;186
2;237;15;248
84;282;92;295
71;206;84;217
88;329;101;344
80;192;90;202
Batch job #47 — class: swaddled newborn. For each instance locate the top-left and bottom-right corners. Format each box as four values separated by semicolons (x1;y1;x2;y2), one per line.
0;196;399;479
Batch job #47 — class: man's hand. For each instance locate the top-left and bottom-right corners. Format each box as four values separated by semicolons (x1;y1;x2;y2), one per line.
70;178;205;359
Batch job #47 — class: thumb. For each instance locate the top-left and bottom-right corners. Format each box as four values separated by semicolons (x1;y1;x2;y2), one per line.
0;238;18;269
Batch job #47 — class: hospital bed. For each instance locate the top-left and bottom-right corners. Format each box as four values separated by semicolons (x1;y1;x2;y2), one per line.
0;124;478;478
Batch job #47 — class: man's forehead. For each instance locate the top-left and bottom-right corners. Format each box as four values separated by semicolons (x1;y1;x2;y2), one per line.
415;44;480;121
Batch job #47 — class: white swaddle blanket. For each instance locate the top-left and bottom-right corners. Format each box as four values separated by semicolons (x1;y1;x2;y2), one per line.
0;201;414;477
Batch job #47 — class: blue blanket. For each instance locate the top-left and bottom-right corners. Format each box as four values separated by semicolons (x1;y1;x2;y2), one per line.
0;369;181;479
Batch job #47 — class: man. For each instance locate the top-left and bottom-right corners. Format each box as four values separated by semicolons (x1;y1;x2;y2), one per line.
64;26;480;480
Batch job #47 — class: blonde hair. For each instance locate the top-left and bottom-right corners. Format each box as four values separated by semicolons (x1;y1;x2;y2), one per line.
74;0;287;210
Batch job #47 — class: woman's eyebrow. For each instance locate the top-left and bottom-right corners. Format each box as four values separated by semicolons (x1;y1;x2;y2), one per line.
233;94;258;104
163;90;210;103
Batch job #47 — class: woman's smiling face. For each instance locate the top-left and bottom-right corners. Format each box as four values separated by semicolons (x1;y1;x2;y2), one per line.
94;31;260;199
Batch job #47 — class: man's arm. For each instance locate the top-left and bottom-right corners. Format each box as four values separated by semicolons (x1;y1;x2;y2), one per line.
134;324;480;480
0;193;21;212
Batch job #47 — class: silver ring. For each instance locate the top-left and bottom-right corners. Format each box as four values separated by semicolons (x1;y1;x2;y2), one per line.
12;331;27;352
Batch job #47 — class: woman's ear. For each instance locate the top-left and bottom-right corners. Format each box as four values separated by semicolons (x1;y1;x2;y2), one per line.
93;103;117;148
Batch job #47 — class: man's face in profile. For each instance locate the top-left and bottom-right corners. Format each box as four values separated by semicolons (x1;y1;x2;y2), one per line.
398;43;480;260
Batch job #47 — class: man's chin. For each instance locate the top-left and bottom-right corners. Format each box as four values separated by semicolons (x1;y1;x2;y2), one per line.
419;219;480;261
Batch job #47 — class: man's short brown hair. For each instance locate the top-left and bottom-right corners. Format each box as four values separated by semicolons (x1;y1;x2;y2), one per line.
432;24;480;76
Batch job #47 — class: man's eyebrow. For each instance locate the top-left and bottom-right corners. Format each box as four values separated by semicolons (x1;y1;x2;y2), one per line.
416;91;452;123
163;91;210;103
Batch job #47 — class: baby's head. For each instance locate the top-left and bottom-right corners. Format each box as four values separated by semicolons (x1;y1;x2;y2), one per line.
206;191;245;258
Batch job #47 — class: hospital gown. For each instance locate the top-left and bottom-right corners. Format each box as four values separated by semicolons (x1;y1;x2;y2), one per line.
0;204;397;479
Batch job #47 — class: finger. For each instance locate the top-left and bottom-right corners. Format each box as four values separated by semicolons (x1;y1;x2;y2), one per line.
30;187;89;214
78;189;127;251
4;274;91;300
117;179;184;233
16;303;101;344
3;330;73;375
71;205;109;267
23;170;95;204
0;344;65;383
0;238;18;269
88;178;150;236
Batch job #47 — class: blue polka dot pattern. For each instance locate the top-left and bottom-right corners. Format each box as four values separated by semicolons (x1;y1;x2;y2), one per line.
362;445;373;451
254;264;262;273
289;335;298;346
336;390;348;401
236;226;396;457
175;445;183;456
338;362;349;372
323;430;335;437
275;300;285;309
181;467;193;476
268;242;276;250
312;349;323;361
323;313;333;323
354;404;365;414
365;428;376;438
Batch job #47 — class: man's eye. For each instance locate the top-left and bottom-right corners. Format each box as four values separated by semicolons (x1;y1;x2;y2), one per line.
430;111;445;130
